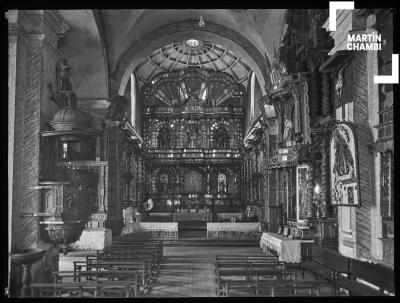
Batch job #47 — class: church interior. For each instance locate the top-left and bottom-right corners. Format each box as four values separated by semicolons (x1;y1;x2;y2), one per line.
6;8;395;297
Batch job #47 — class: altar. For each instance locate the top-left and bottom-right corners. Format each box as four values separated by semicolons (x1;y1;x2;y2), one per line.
207;222;261;240
173;212;212;222
260;232;314;263
125;222;178;240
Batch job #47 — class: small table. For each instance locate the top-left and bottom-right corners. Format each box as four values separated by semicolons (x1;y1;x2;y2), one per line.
260;232;314;263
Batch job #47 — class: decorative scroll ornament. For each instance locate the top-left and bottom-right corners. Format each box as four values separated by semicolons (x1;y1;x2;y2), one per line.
330;123;359;206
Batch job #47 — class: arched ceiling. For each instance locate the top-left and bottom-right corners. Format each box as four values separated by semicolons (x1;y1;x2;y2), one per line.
135;39;251;87
98;9;286;75
58;10;108;100
57;9;285;101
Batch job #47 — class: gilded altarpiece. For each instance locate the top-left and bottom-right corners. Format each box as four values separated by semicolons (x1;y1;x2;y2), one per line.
141;69;245;217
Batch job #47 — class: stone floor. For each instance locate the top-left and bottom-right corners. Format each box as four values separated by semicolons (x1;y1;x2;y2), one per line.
59;244;336;297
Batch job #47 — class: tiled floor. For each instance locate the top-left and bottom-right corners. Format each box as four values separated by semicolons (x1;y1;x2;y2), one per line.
59;245;336;297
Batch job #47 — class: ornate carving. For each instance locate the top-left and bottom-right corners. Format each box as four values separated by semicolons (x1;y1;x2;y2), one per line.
330;123;359;205
157;127;170;149
381;151;393;218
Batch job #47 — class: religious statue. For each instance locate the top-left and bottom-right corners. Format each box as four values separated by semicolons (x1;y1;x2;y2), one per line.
187;127;199;148
283;116;293;140
151;176;157;194
335;70;344;101
218;173;227;193
282;102;294;140
160;174;169;193
56;58;73;92
215;127;229;149
157;127;170;149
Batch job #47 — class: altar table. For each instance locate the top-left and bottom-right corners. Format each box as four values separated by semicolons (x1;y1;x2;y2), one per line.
127;222;178;240
207;222;261;240
260;232;314;263
173;212;212;222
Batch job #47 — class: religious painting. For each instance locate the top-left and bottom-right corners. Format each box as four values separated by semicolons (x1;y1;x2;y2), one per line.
296;165;309;221
184;170;203;193
330;123;359;206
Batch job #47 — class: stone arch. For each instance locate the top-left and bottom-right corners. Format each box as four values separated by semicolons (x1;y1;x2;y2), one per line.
111;20;270;98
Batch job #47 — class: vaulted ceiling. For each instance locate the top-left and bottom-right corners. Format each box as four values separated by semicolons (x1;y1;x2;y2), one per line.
57;9;286;101
135;40;252;88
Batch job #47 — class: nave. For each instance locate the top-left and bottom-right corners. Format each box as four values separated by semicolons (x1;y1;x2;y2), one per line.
53;234;337;298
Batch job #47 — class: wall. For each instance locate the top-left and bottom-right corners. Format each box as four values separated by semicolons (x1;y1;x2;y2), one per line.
8;10;68;296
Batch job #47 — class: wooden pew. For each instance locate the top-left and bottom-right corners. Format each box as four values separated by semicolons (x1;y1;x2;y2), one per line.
271;280;323;297
96;250;157;272
223;279;325;297
74;260;150;289
102;247;161;268
335;259;395;296
301;245;350;295
30;281;138;297
214;255;287;296
111;240;163;257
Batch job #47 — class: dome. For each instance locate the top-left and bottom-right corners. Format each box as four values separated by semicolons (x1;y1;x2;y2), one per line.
49;108;90;131
135;40;251;86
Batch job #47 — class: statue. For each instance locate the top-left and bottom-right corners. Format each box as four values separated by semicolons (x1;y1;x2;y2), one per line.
215;127;229;149
218;173;227;193
157;127;170;149
187;127;199;148
56;59;73;92
283;117;293;140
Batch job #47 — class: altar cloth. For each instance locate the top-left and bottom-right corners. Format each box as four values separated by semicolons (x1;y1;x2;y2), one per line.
260;232;313;263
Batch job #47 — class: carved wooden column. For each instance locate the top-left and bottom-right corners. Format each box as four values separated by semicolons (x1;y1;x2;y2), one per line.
292;86;301;134
275;169;280;206
320;141;330;216
206;165;211;194
307;163;315;217
309;71;319;126
321;72;332;116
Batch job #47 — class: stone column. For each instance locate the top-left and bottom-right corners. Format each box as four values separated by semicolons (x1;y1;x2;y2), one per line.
8;10;68;296
7;10;19;294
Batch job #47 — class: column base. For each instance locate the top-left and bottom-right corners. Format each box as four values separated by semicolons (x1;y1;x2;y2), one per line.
70;228;112;251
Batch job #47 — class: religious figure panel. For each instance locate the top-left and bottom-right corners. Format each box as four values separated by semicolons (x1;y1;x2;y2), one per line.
330;123;359;206
184;170;203;193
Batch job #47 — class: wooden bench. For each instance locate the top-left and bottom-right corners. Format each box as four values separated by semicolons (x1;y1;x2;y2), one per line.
335;259;395;296
222;278;316;297
30;281;138;297
214;257;289;296
51;270;140;295
301;245;350;295
111;240;163;256
96;250;158;272
101;247;161;268
74;260;150;289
